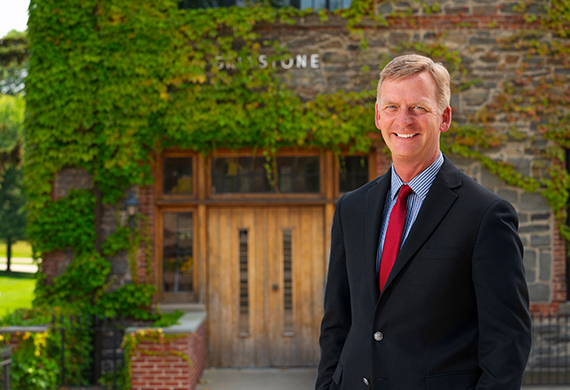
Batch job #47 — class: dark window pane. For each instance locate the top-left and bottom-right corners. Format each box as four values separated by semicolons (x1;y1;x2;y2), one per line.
299;0;352;10
238;229;250;335
179;0;350;10
283;228;294;334
211;156;320;194
276;156;320;193
163;212;194;293
179;0;236;9
339;156;369;193
211;157;270;194
163;157;193;195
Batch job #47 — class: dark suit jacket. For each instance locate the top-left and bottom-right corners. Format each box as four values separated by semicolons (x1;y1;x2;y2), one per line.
316;157;531;390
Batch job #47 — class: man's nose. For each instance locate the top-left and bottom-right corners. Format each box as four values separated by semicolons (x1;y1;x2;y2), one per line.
395;108;413;126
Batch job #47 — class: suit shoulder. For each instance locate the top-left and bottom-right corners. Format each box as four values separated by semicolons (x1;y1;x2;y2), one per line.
441;158;514;209
339;175;384;202
333;175;386;219
455;169;515;211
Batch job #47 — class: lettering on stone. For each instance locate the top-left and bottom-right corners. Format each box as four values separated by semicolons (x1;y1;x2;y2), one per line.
216;54;320;70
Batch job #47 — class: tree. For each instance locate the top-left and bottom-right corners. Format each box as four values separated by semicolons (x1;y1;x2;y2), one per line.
0;30;28;96
0;30;26;175
0;94;23;173
0;93;25;272
0;164;26;272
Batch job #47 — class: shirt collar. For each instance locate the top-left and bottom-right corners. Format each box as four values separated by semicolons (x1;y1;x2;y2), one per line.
390;152;444;201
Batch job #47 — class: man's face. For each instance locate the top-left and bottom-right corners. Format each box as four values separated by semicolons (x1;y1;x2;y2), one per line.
375;71;451;172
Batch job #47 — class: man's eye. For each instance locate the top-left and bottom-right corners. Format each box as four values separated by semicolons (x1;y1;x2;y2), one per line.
413;106;425;111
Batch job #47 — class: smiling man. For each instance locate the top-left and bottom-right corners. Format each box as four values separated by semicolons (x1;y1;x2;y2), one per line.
316;54;531;390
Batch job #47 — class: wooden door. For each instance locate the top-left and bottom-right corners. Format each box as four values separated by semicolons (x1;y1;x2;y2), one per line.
207;206;326;367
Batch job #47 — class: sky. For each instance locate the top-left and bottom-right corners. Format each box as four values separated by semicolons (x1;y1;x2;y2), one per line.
0;0;30;38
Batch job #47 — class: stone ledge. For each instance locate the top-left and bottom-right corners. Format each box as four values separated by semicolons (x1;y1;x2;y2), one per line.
0;313;208;335
125;312;207;335
0;325;49;333
158;302;206;313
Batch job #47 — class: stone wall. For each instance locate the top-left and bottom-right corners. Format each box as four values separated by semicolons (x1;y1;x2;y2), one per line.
256;0;567;311
451;157;562;310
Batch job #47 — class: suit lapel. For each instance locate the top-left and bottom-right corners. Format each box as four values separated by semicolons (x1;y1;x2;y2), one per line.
365;173;390;303
381;159;463;295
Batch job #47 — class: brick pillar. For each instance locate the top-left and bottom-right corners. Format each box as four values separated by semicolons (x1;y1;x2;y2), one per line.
188;322;207;387
136;184;156;285
128;314;207;390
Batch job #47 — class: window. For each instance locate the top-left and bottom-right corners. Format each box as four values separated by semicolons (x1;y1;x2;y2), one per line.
179;0;352;10
211;156;320;195
162;212;195;295
282;228;294;334
339;155;369;193
238;229;250;335
179;0;238;8
163;157;194;195
289;0;352;10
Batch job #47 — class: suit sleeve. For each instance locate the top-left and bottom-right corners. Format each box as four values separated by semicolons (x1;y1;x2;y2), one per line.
473;199;532;389
315;196;352;390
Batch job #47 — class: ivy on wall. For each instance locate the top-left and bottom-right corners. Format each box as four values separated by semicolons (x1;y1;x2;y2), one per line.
22;0;570;309
23;0;379;319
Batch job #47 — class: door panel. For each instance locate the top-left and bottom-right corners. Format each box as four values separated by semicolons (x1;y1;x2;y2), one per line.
208;206;325;367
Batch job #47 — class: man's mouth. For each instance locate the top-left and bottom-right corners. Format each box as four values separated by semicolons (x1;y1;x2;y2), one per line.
395;133;418;139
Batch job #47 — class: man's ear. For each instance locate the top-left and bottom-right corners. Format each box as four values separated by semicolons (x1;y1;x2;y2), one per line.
439;106;452;133
375;103;381;130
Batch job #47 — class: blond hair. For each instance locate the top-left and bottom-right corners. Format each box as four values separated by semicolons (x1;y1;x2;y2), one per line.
377;54;451;113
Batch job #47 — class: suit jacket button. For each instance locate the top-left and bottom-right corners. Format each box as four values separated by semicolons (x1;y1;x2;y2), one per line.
363;377;370;386
374;331;384;341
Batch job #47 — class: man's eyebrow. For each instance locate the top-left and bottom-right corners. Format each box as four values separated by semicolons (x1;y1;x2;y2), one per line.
380;98;434;107
412;99;433;105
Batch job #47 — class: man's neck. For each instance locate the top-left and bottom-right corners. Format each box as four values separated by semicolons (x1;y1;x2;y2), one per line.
392;154;440;183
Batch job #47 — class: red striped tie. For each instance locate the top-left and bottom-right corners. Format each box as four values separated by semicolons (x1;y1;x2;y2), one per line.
379;184;413;291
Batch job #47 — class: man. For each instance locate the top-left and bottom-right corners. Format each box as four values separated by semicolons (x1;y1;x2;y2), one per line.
316;54;531;390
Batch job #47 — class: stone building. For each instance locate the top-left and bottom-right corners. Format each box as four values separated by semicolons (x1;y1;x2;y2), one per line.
40;0;569;369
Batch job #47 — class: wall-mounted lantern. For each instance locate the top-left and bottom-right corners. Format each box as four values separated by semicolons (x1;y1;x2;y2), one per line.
124;192;139;231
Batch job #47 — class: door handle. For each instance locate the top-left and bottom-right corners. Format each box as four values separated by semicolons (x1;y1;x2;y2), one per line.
272;284;279;291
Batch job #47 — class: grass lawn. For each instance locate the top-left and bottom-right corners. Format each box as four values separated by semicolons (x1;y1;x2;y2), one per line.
0;274;36;316
0;241;33;259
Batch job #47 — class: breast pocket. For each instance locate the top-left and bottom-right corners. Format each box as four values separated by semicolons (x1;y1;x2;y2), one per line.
421;247;464;260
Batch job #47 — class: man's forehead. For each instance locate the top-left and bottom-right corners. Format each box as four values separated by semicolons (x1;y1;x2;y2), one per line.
379;74;437;102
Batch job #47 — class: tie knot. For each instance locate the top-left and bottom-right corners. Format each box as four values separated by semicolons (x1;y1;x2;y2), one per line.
398;184;413;200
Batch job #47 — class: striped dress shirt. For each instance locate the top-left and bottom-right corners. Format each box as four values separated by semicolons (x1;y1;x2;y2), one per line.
376;152;445;273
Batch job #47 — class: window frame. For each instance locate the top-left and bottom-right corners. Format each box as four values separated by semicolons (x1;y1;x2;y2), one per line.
157;206;199;303
157;148;376;201
334;151;376;196
155;147;375;305
157;150;198;201
206;149;326;200
178;0;352;10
